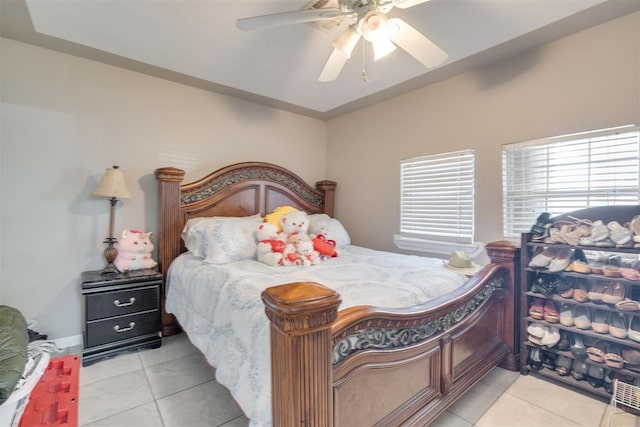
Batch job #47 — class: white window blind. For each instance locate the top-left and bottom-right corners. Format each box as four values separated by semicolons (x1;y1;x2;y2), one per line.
400;150;474;244
502;124;640;237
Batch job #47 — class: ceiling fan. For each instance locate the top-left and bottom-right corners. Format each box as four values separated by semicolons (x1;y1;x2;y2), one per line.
236;0;449;82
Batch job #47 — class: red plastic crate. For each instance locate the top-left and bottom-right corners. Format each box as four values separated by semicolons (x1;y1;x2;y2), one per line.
18;355;79;427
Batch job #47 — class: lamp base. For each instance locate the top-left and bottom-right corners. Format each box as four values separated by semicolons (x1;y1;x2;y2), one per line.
100;263;119;275
101;238;119;275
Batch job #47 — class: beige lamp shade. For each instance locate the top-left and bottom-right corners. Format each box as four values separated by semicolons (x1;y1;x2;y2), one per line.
92;166;132;199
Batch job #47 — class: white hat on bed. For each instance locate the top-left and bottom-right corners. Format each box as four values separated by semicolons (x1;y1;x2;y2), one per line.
444;251;480;276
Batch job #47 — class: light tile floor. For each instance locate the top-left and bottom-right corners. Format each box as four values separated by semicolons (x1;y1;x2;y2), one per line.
74;333;639;426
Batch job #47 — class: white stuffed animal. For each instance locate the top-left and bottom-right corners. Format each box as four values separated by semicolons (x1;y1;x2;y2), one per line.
296;240;321;266
256;222;285;266
279;209;310;239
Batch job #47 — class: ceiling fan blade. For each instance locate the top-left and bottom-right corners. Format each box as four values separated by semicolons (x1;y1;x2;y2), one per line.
318;49;349;82
391;0;432;8
388;18;448;68
237;8;352;31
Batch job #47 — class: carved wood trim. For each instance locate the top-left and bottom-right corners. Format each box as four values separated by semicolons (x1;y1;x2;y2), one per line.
332;278;502;364
263;282;341;427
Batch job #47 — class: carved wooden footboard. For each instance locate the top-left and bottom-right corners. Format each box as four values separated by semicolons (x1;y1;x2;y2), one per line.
155;163;520;426
263;257;515;427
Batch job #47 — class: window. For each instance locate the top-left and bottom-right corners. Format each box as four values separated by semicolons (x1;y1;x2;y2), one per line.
399;149;475;245
502;125;640;238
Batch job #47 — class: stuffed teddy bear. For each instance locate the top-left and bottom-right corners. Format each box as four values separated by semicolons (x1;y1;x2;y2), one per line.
263;205;298;232
114;230;157;273
256;222;285;266
295;240;321;266
279;209;310;238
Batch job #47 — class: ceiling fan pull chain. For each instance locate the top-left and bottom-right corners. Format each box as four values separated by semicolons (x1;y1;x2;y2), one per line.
362;38;369;82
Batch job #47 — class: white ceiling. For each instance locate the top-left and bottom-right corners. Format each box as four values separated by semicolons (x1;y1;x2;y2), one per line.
2;0;639;119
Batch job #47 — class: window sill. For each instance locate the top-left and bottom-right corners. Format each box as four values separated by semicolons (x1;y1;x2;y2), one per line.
393;235;485;258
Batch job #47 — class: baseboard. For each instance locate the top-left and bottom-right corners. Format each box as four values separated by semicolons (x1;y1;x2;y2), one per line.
52;334;83;350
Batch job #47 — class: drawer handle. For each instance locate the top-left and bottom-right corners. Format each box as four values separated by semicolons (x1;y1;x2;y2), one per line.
113;297;136;307
114;322;135;333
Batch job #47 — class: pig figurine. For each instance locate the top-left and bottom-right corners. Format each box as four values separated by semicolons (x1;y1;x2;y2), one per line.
114;229;157;273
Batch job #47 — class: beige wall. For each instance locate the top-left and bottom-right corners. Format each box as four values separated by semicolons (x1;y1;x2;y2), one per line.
327;11;640;253
0;38;327;340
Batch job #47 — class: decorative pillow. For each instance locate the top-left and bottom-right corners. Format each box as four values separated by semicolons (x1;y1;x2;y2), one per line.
182;215;262;264
308;214;351;249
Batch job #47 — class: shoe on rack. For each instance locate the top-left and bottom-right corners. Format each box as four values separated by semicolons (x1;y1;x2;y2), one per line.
568;261;591;274
602;282;625;304
528;298;545;320
559;280;575;299
628;314;640;343
531;212;552;237
527;322;545;339
559;303;574;327
573;306;592;330
543;300;560;323
620;268;640;281
541;350;558;370
587;340;606;363
603;266;623;278
569;333;588;360
587;364;605;388
555;355;573;376
564;220;592;246
608;221;632;245
571;359;589;381
590;263;605;275
529;247;559;268
541;326;561;347
573;280;590;303
592;309;610;334
587;282;608;303
591;220;609;242
557;329;570;351
548;248;573;273
528;347;543;370
609;312;628;339
622;348;640;372
604;345;625;369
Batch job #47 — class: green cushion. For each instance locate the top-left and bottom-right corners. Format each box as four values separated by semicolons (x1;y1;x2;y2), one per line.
0;305;28;404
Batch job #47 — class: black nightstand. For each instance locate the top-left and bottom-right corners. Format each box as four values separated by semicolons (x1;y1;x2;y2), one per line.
81;269;162;366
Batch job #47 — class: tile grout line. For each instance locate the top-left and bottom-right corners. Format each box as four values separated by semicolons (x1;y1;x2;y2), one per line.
139;351;168;427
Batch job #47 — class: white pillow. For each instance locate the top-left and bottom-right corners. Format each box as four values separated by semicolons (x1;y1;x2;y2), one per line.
182;215;262;264
308;214;351;249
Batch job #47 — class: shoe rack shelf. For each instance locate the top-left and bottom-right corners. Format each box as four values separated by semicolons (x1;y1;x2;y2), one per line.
520;205;640;403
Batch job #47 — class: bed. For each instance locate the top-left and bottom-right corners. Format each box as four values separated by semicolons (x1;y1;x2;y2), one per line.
155;162;520;427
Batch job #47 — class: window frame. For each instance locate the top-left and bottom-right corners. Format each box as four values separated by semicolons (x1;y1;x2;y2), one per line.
502;124;640;238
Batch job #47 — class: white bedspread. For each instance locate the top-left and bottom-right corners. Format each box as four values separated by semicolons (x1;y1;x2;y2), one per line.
166;246;468;427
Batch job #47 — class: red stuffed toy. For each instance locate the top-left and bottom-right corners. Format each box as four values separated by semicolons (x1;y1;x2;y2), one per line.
312;231;337;258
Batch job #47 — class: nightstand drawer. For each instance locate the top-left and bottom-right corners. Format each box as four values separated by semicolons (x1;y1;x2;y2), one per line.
86;311;159;348
86;285;159;321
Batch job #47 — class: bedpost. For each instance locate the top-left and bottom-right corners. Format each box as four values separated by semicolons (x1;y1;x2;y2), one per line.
262;282;342;427
485;240;521;371
316;180;336;217
155;167;186;336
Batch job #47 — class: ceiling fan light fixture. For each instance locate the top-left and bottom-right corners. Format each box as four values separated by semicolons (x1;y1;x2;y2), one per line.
332;25;361;58
371;37;397;60
362;11;397;61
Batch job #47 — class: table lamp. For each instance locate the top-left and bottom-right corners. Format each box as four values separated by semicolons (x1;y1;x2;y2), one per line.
92;165;132;274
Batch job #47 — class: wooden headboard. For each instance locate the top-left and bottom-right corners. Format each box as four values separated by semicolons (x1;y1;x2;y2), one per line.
154;161;337;335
